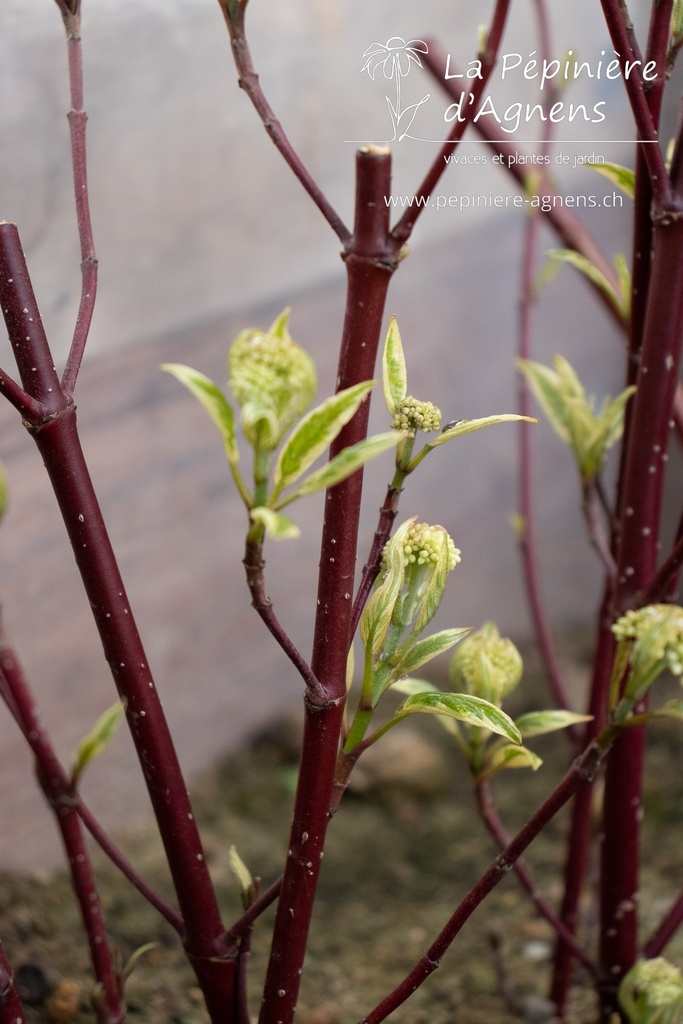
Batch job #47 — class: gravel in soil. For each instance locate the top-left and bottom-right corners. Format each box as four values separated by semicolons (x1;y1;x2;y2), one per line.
2;673;682;1024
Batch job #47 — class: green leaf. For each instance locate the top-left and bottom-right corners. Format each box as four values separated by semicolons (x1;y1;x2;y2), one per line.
545;250;626;318
424;414;536;453
395;691;522;744
412;534;456;636
162;364;239;466
282;431;401;503
390;628;471;677
250;507;301;541
0;462;8;524
273;381;375;494
614;253;632;317
486;744;543;776
382;316;407;415
229;845;255;909
360;519;410;657
674;0;683;38
515;710;592;738
587;161;635;199
121;943;159;984
71;701;126;786
389;677;439;697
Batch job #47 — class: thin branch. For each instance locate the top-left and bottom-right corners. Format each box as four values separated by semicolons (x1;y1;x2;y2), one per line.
223;876;283;948
474;779;597;978
59;7;99;395
598;0;672;208
219;4;351;245
0;940;26;1024
642;889;683;959
243;538;327;704
642;511;683;603
349;484;401;641
582;483;618;582
359;737;612;1024
391;0;513;244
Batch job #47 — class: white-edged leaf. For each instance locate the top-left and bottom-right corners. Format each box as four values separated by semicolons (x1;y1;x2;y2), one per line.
229;845;255;909
162;364;238;465
587;161;635;199
412;529;453;636
284;431;401;502
649;699;683;722
360;519;410;656
515;710;592;738
396;691;522;744
487;744;543;775
273;381;375;493
382;316;407;415
71;701;126;785
545;250;623;315
389;677;439;697
390;628;472;677
426;415;536;451
250;507;300;541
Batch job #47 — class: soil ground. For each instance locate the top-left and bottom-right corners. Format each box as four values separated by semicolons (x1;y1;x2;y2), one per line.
1;657;682;1024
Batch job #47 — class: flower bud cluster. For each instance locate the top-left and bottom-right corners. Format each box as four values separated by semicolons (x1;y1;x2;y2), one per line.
398;521;460;572
391;396;442;437
612;605;683;678
228;312;317;450
619;957;683;1024
449;622;523;706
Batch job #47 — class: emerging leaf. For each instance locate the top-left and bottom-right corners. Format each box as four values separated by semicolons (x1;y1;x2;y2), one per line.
485;744;543;776
71;701;126;786
283;431;401;503
250;507;301;541
515;710;592;738
121;943;159;984
449;622;523;707
273;381;374;494
425;414;537;452
360;519;411;657
389;627;472;678
545;249;627;318
382;316;407;415
229;845;255;909
162;364;239;466
587;161;636;199
389;677;439;697
395;691;522;744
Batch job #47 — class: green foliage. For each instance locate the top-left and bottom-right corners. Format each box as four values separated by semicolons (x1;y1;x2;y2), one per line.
393;691;522;744
517;353;635;483
382;315;407;415
165;311;404;535
587;160;636;199
229;845;256;910
544;248;631;319
611;605;683;719
619;958;683;1024
0;462;8;523
71;701;126;786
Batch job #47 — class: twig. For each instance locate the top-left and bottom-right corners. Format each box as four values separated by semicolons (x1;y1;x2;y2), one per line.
219;4;351;245
642;511;683;603
57;6;99;396
243;537;327;703
475;779;597;977
582;483;618;582
391;0;512;244
0;628;124;1023
349;484;402;641
359;736;612;1024
0;940;26;1024
642;889;683;959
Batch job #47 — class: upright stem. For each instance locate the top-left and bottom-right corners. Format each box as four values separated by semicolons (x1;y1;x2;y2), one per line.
0;941;25;1024
258;148;402;1024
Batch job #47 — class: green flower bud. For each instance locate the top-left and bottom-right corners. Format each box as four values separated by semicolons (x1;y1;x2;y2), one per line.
391;396;442;437
449;622;523;707
619;958;683;1024
612;605;683;681
228;309;317;451
397;520;460;572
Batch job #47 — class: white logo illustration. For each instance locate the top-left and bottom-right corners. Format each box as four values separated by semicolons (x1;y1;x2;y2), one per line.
361;37;431;142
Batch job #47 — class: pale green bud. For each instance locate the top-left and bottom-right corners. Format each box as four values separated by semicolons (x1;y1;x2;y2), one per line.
449;622;523;707
612;605;683;681
228;309;317;451
619;958;683;1024
392;520;460;572
391;396;442;437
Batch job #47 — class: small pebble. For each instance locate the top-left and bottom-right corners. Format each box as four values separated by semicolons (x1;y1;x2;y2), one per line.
44;979;81;1022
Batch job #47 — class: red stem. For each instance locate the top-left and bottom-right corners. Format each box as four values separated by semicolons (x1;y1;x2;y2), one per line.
0;630;124;1023
59;9;98;396
349;484;402;641
360;737;612;1024
475;780;596;976
258;148;403;1024
642;889;683;959
0;941;26;1024
391;0;512;244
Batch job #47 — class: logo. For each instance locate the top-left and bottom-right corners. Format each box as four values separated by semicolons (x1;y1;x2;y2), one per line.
361;37;430;142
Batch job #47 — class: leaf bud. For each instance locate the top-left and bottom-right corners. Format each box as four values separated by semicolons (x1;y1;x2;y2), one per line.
448;622;523;707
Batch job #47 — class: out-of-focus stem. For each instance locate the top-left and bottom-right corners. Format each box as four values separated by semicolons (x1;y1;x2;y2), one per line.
0;941;26;1024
